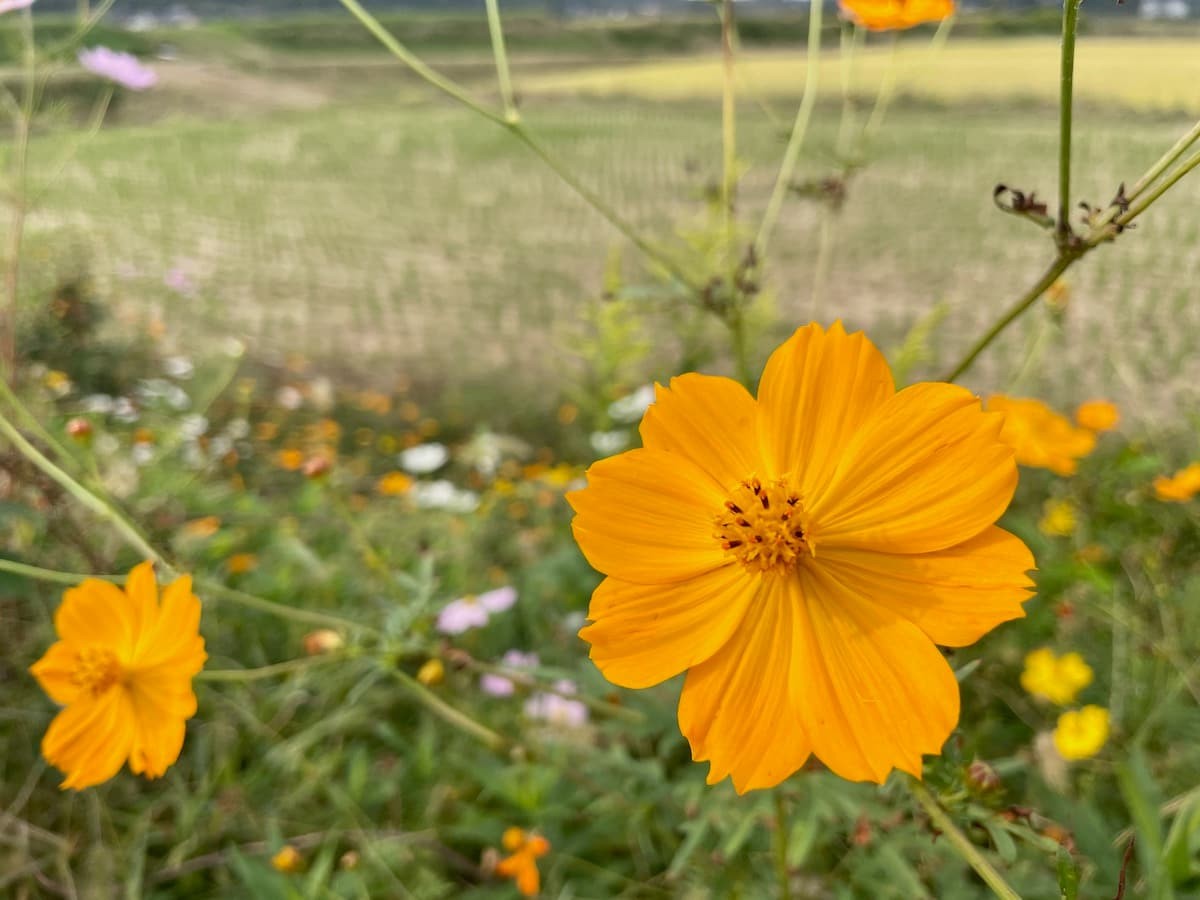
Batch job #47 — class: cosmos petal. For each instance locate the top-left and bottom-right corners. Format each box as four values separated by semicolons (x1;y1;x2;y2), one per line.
55;578;136;658
128;682;190;777
678;574;812;793
42;689;135;791
794;565;960;783
580;563;757;689
134;575;206;673
639;374;763;490
124;561;159;652
809;383;1016;554
756;321;895;494
568;448;729;584
29;641;83;706
818;527;1034;647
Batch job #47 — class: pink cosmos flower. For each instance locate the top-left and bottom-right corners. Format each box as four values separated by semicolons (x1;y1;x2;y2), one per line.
436;586;517;635
480;650;539;697
524;680;589;727
0;1;35;14
78;47;157;91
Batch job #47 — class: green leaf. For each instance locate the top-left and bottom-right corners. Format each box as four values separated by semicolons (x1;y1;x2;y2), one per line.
1117;749;1173;900
1161;790;1200;885
1056;845;1080;900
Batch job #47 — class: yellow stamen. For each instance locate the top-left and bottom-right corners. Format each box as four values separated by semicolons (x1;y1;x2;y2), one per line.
714;477;811;573
70;646;122;696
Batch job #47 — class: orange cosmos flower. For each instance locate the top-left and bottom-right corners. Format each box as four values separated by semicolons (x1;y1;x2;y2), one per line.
1154;462;1200;503
29;562;207;790
1074;399;1119;432
495;828;550;897
840;0;953;31
987;395;1096;477
570;323;1034;792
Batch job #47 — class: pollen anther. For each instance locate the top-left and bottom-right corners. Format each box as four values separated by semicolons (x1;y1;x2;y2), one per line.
713;477;810;573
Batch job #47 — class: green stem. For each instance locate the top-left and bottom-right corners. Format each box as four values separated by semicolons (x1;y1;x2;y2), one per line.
483;0;519;122
720;0;737;264
197;577;378;636
197;654;346;683
728;311;753;388
908;778;1023;900
809;209;836;321
336;0;697;292
755;0;823;259
386;667;508;752
1114;149;1200;230
0;408;165;565
1056;0;1082;249
941;253;1075;383
0;558;120;585
2;5;35;378
1126;117;1200;203
861;33;899;149
834;23;862;163
774;791;793;900
0;378;82;475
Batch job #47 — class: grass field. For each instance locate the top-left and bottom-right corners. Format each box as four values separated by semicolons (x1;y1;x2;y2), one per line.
25;34;1200;428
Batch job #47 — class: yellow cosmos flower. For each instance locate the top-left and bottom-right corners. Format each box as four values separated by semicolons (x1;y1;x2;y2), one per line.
1021;648;1092;706
376;470;414;496
569;322;1034;791
988;395;1096;477
271;845;304;873
1154;462;1200;503
1038;499;1077;538
1053;705;1110;760
496;828;550;897
29;562;207;790
840;0;954;31
1074;400;1119;432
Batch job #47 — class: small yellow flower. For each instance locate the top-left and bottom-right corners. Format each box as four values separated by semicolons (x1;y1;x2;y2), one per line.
1038;499;1077;538
1044;280;1070;312
29;563;206;790
376;471;414;496
277;448;305;471
226;553;258;575
181;516;221;539
43;370;72;397
417;658;445;686
255;420;280;442
557;403;579;425
1154;463;1200;503
271;845;304;873
495;828;550;897
988;395;1096;476
1053;705;1110;760
1021;648;1093;706
1075;400;1119;432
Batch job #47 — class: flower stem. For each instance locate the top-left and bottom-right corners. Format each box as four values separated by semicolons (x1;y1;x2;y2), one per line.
197;654;345;682
941;253;1074;383
386;666;508;752
720;0;738;269
774;790;793;900
755;0;823;259
1056;0;1082;249
1;5;35;378
197;577;378;636
0;557;120;585
483;0;519;123
907;777;1023;900
1114;149;1200;230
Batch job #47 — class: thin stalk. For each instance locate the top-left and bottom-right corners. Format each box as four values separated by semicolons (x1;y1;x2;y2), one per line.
862;33;899;148
809;210;836;320
720;0;737;265
0;378;82;475
197;577;378;636
1127;116;1200;203
941;253;1074;383
386;667;508;752
834;23;863;162
336;0;505;125
1115;149;1200;229
2;5;35;378
908;778;1022;900
774;791;793;900
755;0;823;259
728;311;753;388
1056;0;1082;248
483;0;519;122
336;0;696;291
0;409;164;565
0;558;120;585
197;654;346;683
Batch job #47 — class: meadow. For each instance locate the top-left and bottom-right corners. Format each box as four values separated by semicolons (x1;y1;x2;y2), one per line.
4;9;1200;899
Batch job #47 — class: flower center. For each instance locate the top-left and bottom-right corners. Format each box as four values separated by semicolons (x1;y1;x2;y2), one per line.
70;646;122;697
713;477;810;573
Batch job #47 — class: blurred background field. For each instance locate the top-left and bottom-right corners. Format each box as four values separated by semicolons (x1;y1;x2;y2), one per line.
18;11;1200;427
6;3;1200;897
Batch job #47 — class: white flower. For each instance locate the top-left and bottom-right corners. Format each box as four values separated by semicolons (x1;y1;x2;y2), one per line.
132;443;155;466
412;479;478;513
163;356;194;379
524;680;589;728
275;386;303;410
607;384;656;423
589;429;630;456
399;442;449;475
82;394;114;414
112;397;139;423
226;418;250;440
179;415;209;440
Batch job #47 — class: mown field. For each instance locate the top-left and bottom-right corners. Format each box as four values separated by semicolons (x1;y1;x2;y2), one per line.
23;34;1200;427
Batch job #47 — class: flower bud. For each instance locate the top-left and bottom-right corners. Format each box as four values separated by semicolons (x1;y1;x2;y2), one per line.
303;629;344;656
417;658;445;686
